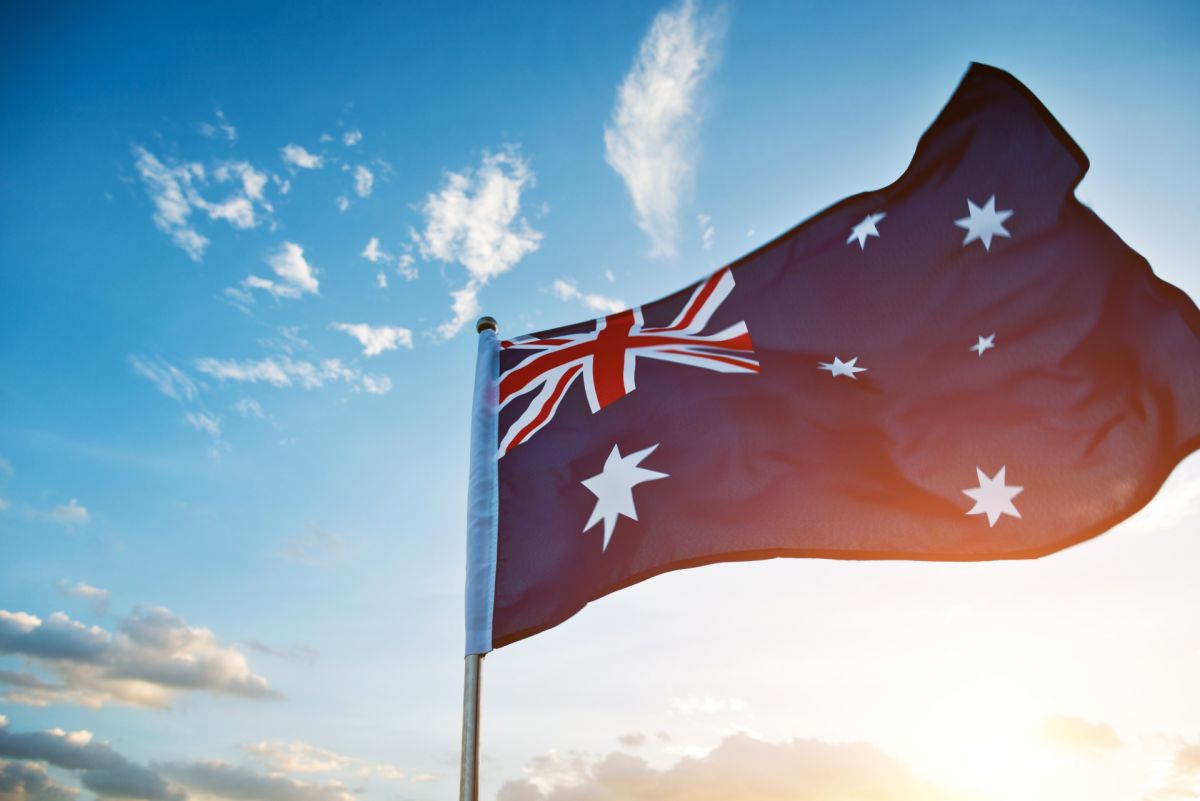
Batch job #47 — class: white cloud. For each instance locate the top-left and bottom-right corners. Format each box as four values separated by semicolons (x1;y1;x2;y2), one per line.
330;323;413;357
0;499;9;512
0;606;277;709
697;212;714;249
46;500;89;529
280;144;324;170
605;269;616;283
415;147;541;338
198;108;237;141
267;242;319;293
604;0;722;257
232;398;264;419
159;762;353;801
194;356;388;395
240;242;320;302
133;147;273;260
128;357;197;402
214;163;268;203
550;279;625;315
132;148;209;260
395;253;417;281
374;272;387;289
342;130;362;147
357;375;391;395
361;237;388;264
184;411;222;443
353;165;373;198
242;740;404;780
56;581;111;616
334;195;350;213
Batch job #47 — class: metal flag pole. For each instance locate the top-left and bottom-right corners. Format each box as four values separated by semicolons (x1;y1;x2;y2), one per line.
461;315;499;801
459;652;483;801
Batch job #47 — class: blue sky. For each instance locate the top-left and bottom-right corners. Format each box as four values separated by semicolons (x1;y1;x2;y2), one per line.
1;2;1198;800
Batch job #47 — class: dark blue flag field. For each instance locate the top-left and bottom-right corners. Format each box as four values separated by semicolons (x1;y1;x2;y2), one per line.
464;63;1200;653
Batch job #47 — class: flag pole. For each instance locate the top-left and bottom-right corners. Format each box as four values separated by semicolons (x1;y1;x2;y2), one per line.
461;315;499;801
459;651;483;801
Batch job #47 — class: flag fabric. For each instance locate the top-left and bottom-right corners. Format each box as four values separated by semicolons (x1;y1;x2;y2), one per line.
464;63;1200;654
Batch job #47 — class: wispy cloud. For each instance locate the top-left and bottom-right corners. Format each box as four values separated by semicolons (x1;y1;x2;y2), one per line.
0;456;12;477
415;147;541;338
56;581;112;616
280;144;324;170
132;148;273;261
183;411;225;454
197;108;237;142
132;148;209;260
604;0;723;257
353;165;373;198
157;761;354;801
39;499;89;529
549;279;625;315
697;212;715;249
330;323;413;357
194;356;388;395
342;130;362;147
128;357;197;402
232;398;264;419
242;739;404;780
0;606;278;709
277;525;345;566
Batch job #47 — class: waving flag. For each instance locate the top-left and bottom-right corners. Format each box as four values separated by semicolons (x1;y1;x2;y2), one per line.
464;63;1200;654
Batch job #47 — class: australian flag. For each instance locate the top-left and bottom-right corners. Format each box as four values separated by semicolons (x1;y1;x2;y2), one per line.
464;63;1200;654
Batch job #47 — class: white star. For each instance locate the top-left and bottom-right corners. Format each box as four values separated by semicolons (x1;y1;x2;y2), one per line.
582;443;669;551
963;466;1023;527
818;356;867;379
970;333;996;357
955;195;1013;250
847;212;886;249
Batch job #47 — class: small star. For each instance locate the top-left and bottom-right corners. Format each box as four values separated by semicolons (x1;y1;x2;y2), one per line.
818;356;867;379
963;466;1023;527
955;195;1013;250
970;333;996;357
847;212;886;249
582;443;669;551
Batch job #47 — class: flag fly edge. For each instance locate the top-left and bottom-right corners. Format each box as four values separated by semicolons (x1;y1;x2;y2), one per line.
465;321;500;655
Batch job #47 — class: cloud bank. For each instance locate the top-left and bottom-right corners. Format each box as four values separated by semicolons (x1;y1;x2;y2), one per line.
498;732;977;801
0;607;277;709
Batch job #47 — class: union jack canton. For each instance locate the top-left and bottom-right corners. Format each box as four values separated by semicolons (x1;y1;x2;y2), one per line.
497;267;759;456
